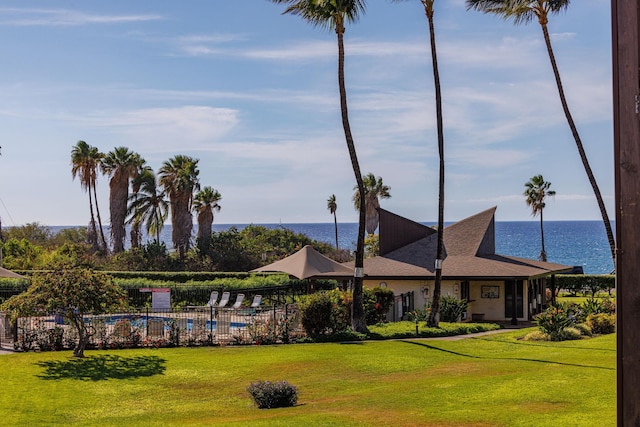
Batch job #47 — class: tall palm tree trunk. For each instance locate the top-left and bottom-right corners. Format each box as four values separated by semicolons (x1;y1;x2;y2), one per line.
426;6;446;328
92;180;108;252
110;175;129;253
333;211;339;250
541;23;616;262
539;208;547;262
87;190;99;251
337;23;367;334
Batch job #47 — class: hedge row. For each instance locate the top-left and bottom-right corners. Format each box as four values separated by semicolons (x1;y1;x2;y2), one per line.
555;274;615;295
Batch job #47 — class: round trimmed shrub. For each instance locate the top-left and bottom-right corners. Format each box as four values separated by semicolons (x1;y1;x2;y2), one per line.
586;313;616;335
248;380;298;409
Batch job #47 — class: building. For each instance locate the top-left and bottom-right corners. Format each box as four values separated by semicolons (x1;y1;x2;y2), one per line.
360;207;572;323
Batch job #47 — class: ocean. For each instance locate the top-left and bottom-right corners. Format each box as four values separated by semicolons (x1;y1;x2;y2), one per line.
51;220;615;274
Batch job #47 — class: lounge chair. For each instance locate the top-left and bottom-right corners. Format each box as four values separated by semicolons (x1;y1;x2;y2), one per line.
148;318;164;337
205;291;219;307
217;292;231;308
232;293;245;309
250;295;262;308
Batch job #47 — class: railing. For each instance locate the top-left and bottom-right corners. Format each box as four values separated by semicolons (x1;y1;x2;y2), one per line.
6;305;303;352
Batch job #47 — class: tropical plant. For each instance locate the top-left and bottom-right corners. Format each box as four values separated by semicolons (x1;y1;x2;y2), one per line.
466;0;616;264
193;186;222;253
71;141;107;252
128;164;153;249
327;194;339;250
158;155;200;258
352;173;391;236
1;268;127;357
439;295;468;323
101;147;145;253
272;0;368;333
127;168;169;244
524;174;555;261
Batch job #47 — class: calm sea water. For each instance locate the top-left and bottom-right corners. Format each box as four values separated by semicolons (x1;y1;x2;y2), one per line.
51;221;615;274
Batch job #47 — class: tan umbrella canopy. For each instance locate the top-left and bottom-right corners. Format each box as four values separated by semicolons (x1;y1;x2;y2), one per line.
251;245;353;280
0;266;25;279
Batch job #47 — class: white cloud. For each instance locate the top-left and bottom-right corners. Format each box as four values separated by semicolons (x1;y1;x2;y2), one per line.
0;8;162;26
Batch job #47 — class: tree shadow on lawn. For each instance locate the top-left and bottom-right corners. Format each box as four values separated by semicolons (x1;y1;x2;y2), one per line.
401;341;614;371
35;354;166;381
473;336;616;353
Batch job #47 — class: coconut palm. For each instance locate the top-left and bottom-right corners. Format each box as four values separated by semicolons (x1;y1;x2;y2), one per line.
272;0;368;333
193;186;222;253
129;164;153;248
101;147;145;253
391;0;446;327
327;194;339;250
524;174;555;262
127;168;168;243
71;140;107;252
352;173;391;235
466;0;615;264
158;155;200;258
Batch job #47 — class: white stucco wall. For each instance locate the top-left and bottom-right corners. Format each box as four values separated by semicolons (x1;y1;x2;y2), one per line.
364;278;531;322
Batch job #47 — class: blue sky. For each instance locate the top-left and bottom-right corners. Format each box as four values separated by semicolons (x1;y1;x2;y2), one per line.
0;0;613;226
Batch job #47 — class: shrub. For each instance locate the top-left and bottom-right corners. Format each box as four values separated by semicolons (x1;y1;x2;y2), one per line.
247;380;298;409
364;287;395;324
586;313;616;335
523;330;551;341
554;327;582;341
573;323;593;337
535;305;575;336
298;290;349;338
439;296;468;323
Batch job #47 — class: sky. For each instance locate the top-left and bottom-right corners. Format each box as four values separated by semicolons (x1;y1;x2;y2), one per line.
0;0;614;227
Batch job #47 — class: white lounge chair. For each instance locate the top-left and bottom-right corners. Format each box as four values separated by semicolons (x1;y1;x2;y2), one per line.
217;292;231;308
250;295;262;308
205;291;219;307
232;293;245;309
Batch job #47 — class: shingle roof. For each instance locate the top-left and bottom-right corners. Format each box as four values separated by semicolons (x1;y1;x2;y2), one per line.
358;207;572;280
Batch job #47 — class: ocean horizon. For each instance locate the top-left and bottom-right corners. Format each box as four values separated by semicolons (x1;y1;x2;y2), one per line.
49;220;614;275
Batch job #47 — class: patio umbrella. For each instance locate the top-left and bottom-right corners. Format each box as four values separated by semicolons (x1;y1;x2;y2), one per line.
251;245;354;280
0;266;25;279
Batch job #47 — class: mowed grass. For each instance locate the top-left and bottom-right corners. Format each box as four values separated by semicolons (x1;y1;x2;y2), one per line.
0;329;615;427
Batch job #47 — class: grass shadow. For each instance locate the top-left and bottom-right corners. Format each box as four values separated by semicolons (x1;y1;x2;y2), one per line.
35;354;166;381
401;340;614;371
474;336;617;352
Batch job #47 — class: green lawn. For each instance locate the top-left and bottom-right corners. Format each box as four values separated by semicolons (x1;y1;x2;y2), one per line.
0;329;615;426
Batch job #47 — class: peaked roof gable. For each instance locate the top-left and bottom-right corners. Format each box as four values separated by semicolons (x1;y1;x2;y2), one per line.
379;208;436;256
443;206;496;256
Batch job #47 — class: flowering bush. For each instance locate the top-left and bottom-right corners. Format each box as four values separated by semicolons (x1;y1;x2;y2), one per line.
247;380;298;409
535;305;576;340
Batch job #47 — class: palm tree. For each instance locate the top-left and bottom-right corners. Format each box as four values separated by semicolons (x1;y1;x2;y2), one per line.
129;164;153;249
193;186;222;253
71;140;107;252
272;0;369;333
466;0;616;264
524;174;555;262
352;173;391;235
127;168;168;243
327;194;339;250
392;0;446;327
158;155;200;258
101;147;145;253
